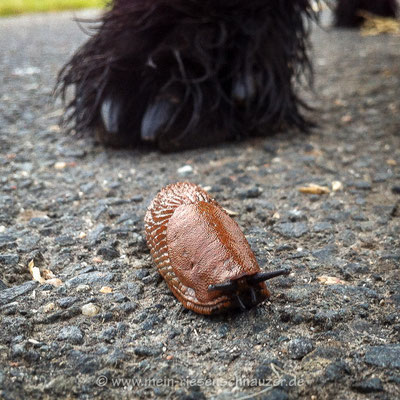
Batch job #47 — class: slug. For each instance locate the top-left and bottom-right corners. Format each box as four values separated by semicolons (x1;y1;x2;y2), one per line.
144;182;289;314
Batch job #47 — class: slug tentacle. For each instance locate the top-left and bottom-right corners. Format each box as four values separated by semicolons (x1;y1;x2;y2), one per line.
208;280;238;293
249;287;258;306
246;268;291;285
234;294;247;312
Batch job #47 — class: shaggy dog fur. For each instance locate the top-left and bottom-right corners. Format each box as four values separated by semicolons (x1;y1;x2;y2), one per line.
57;0;319;151
334;0;398;28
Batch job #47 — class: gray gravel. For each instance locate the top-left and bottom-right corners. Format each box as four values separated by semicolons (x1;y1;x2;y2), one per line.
0;9;400;400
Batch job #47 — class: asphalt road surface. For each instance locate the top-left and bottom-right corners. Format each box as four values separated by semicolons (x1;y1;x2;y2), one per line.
0;10;399;400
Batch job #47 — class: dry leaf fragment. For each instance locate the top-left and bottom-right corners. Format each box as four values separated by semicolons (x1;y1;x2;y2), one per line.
46;278;63;287
28;260;62;286
32;269;44;283
28;260;45;284
360;12;400;36
317;276;346;285
299;184;330;195
42;269;55;280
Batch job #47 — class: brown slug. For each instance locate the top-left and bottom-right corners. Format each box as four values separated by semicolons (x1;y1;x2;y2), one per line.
144;182;289;314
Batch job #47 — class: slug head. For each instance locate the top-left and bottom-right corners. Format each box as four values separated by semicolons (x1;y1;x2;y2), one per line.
208;268;291;311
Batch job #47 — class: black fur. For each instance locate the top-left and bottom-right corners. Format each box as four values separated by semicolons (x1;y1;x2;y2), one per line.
334;0;398;28
57;0;319;151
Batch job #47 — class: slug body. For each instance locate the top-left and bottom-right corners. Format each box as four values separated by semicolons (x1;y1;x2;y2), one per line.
145;182;289;314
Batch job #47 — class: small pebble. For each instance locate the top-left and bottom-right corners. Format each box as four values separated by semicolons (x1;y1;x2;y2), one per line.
97;246;120;260
353;181;372;190
274;222;309;238
81;303;100;317
352;377;383;393
57;326;84;344
365;345;400;368
332;181;343;191
177;165;193;176
76;284;91;292
57;296;78;308
287;337;314;360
